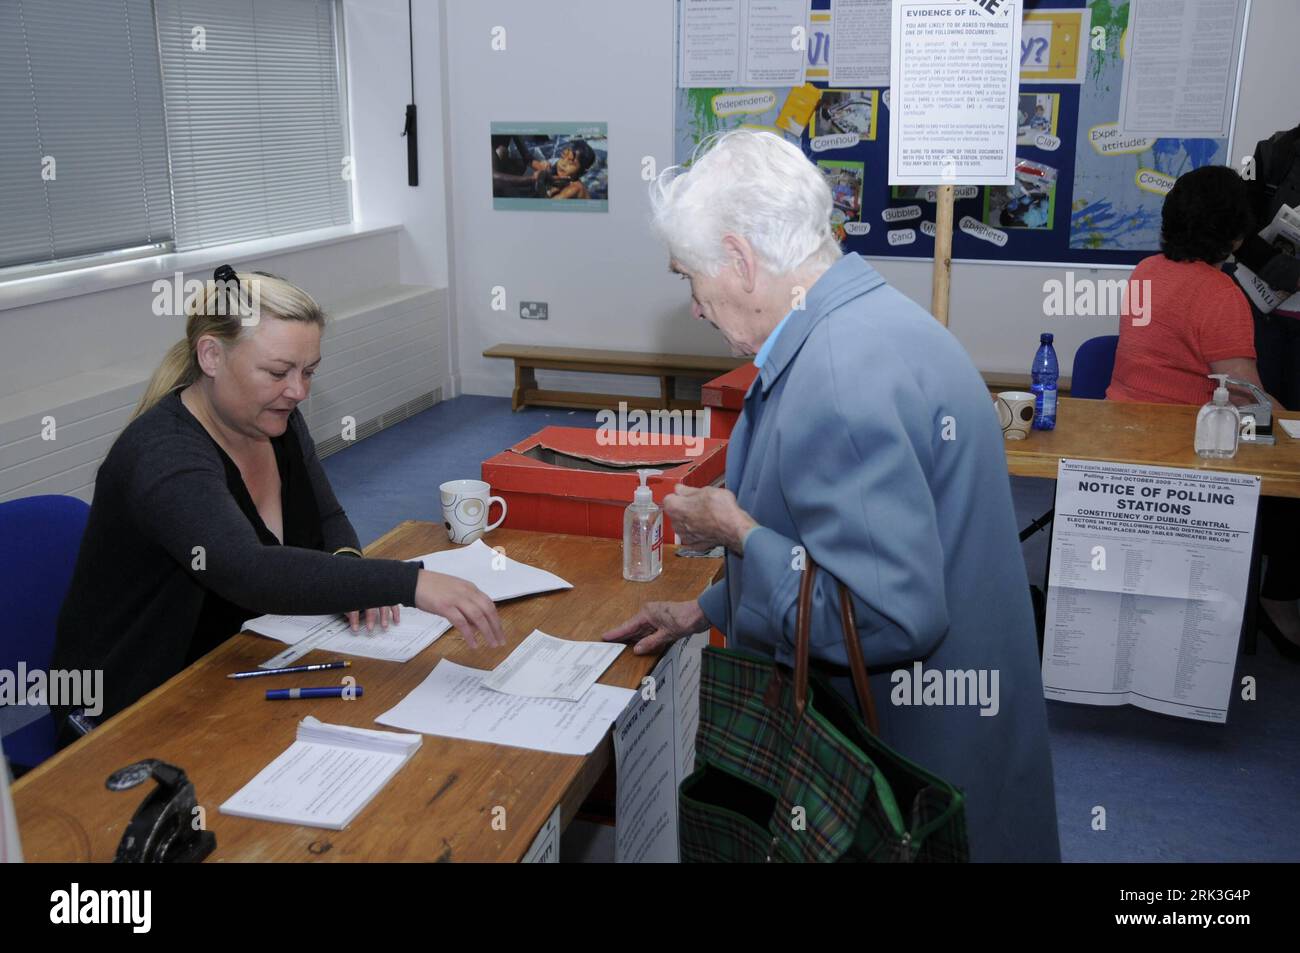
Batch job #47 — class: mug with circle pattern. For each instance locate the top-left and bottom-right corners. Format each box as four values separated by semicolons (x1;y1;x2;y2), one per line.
995;391;1036;440
439;479;507;544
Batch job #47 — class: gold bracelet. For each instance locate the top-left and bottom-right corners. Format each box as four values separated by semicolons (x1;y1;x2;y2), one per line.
333;546;364;558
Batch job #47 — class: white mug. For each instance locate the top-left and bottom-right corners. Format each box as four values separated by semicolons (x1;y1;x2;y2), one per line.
439;479;507;544
995;391;1036;440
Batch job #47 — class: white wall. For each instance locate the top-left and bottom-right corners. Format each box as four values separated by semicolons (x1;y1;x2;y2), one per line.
344;0;450;291
444;0;722;399
443;0;1300;398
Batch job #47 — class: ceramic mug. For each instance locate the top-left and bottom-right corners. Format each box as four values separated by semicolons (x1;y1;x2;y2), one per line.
439;479;507;544
995;391;1036;440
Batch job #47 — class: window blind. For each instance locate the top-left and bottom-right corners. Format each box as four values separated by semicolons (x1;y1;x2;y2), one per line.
154;0;352;251
0;0;174;270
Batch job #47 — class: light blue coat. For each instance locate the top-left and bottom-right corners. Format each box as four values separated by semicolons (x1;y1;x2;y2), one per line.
697;253;1060;862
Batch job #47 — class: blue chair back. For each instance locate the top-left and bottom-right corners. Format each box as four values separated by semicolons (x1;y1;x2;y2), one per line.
1071;335;1119;400
0;495;89;770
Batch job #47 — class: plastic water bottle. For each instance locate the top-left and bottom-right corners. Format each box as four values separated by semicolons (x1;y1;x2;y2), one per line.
1031;332;1058;431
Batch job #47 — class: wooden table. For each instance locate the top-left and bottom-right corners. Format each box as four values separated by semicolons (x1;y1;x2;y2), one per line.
1003;398;1300;499
13;523;722;862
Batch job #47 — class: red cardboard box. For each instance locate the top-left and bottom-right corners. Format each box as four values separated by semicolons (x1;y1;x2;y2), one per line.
481;426;728;540
701;363;757;439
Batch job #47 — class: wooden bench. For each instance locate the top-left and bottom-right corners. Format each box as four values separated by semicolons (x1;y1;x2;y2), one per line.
484;344;749;412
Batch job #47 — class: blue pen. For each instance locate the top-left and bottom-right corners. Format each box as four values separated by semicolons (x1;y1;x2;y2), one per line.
265;686;363;700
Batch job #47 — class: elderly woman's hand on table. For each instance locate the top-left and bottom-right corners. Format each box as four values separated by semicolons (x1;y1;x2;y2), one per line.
663;485;757;555
602;600;709;656
601;487;756;656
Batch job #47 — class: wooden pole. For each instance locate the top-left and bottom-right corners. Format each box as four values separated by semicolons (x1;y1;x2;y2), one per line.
930;183;955;326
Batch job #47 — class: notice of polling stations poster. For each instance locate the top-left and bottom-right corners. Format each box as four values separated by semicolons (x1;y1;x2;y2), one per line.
888;0;1023;186
1041;459;1260;724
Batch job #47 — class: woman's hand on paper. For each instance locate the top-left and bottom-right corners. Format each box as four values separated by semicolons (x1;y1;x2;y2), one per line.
601;600;707;656
346;604;400;634
663;485;757;555
415;570;507;648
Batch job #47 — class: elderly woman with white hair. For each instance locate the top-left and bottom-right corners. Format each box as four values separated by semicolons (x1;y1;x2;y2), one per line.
603;131;1060;862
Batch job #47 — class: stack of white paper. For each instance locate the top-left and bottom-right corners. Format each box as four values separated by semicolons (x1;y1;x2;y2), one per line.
482;630;624;701
245;608;452;666
376;660;635;756
219;717;422;830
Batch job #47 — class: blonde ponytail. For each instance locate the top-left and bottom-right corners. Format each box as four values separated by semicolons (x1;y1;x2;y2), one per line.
133;339;200;419
131;268;326;420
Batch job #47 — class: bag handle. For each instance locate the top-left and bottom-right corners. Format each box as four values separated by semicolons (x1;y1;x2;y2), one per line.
794;556;880;734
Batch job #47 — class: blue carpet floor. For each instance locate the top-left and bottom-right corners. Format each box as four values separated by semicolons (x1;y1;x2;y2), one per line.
323;394;1300;863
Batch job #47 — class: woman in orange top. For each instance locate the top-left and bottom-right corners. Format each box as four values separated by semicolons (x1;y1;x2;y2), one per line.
1108;165;1298;657
1108;167;1281;406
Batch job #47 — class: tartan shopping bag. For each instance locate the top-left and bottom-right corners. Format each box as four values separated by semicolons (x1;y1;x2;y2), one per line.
679;558;968;863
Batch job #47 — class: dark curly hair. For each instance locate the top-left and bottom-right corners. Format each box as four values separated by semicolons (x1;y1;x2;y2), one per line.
1160;165;1253;263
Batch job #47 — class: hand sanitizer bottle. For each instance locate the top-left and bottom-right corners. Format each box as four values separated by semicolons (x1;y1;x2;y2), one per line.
1195;374;1241;459
623;468;664;582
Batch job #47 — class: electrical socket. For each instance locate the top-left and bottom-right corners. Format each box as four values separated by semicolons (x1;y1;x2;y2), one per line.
520;301;548;320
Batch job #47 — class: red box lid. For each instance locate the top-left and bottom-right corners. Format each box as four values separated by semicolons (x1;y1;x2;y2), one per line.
481;426;727;505
701;363;758;411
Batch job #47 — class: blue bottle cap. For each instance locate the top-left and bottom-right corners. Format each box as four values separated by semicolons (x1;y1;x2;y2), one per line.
1040;332;1054;344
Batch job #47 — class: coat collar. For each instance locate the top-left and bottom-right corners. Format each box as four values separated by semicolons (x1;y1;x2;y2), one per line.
753;253;886;395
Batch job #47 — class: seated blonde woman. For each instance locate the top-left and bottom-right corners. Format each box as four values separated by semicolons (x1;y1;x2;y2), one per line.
51;267;505;741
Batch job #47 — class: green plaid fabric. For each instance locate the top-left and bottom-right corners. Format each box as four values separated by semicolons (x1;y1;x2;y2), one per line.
680;646;968;863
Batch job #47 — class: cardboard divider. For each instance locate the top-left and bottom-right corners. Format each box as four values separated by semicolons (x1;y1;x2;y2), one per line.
482;426;728;541
701;363;758;439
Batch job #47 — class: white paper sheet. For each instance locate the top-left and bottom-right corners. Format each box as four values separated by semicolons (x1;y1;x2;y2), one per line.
1277;419;1300;439
416;539;573;602
679;0;805;89
219;717;421;830
521;805;562;863
1041;460;1260;723
613;631;708;864
888;0;1022;186
679;0;741;87
830;0;890;87
742;0;807;87
376;660;635;756
481;630;624;701
246;608;452;666
1117;0;1247;139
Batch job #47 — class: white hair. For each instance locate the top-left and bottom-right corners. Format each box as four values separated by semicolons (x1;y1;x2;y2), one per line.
648;130;842;277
